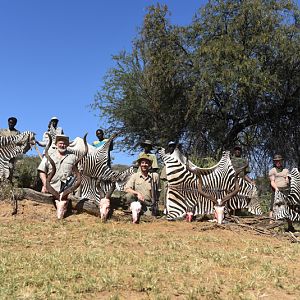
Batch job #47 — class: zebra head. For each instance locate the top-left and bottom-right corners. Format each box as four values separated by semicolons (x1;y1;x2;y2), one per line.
45;133;88;219
196;166;243;224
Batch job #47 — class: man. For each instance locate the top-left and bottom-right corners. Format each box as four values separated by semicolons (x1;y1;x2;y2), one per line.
38;135;77;194
269;154;290;219
0;117;20;136
92;129;113;167
231;145;254;184
137;139;158;172
36;116;64;150
124;153;160;216
0;117;21;181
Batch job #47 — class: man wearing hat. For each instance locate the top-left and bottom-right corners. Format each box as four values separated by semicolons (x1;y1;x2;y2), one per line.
36;116;64;151
231;145;254;184
137;139;159;172
38;134;77;193
269;154;290;219
124;153;160;216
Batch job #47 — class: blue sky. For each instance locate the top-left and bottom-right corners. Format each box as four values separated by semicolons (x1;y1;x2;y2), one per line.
0;0;206;165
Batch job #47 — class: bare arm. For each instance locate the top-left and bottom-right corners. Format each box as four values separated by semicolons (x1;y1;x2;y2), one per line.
125;187;145;201
269;175;278;191
39;171;48;193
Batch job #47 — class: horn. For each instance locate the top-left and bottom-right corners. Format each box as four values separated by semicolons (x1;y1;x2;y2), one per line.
44;133;60;200
197;174;218;204
61;133;88;198
219;165;246;205
105;182;116;198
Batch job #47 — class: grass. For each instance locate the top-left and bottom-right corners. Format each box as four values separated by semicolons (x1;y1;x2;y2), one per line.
0;202;300;299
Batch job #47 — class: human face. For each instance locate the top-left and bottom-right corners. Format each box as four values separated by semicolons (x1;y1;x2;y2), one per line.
57;141;68;154
51;119;58;128
96;130;104;141
234;149;241;157
8;119;16;130
274;160;283;168
139;159;151;172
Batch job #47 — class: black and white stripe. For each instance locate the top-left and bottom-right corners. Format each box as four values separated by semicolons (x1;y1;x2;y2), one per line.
159;148;261;220
273;168;300;221
0;131;35;180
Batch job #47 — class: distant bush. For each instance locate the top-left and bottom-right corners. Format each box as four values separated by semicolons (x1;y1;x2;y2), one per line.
13;155;41;190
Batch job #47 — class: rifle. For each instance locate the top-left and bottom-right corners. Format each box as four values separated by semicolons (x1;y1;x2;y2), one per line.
150;171;159;216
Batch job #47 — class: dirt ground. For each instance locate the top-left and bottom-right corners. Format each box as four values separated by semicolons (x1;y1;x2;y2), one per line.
1;199;300;299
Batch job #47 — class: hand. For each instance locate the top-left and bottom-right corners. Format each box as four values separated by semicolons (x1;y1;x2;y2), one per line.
41;186;48;193
137;192;144;202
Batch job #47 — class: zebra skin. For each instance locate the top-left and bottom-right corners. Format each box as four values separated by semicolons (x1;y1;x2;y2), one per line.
0;131;35;180
158;148;261;220
68;133;133;203
273;168;300;221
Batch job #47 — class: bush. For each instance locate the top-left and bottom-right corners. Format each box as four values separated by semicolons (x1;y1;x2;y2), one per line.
13;155;41;190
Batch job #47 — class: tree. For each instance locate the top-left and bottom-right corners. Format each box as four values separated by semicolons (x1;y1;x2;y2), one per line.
92;1;300;173
92;4;200;151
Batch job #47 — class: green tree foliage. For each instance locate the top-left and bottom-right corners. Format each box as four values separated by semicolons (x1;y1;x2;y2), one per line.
92;0;300;173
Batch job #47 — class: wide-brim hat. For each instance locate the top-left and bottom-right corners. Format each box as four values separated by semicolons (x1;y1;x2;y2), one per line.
55;135;69;146
141;139;153;149
51;116;59;121
137;153;153;165
233;145;242;151
273;154;284;161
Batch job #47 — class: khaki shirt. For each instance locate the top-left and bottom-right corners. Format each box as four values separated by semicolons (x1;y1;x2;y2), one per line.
125;171;159;200
0;128;20;137
269;167;289;189
37;150;77;192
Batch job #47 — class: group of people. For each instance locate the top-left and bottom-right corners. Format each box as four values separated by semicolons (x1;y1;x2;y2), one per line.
0;116;292;222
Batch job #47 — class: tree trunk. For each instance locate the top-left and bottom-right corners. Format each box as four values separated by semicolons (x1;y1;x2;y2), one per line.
20;188;100;216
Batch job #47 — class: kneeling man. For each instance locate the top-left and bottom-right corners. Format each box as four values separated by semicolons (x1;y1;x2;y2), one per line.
124;154;160;221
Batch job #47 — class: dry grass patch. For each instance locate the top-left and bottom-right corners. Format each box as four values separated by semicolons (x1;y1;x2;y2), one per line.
0;200;300;299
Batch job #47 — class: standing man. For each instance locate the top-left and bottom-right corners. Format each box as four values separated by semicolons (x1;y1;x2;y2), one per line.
92;129;113;167
36;117;64;150
0;117;21;181
269;154;290;220
125;154;160;216
231;145;254;184
38;135;77;194
0;117;20;136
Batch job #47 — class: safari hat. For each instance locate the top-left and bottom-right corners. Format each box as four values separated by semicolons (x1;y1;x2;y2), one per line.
51;116;59;121
137;153;153;165
141;139;153;149
273;154;284;161
55;135;69;146
233;145;242;151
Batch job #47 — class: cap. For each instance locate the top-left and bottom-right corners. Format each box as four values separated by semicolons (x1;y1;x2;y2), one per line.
168;141;176;146
51;116;59;121
137;153;153;164
233;145;242;151
273;154;284;161
55;135;69;145
141;139;153;148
